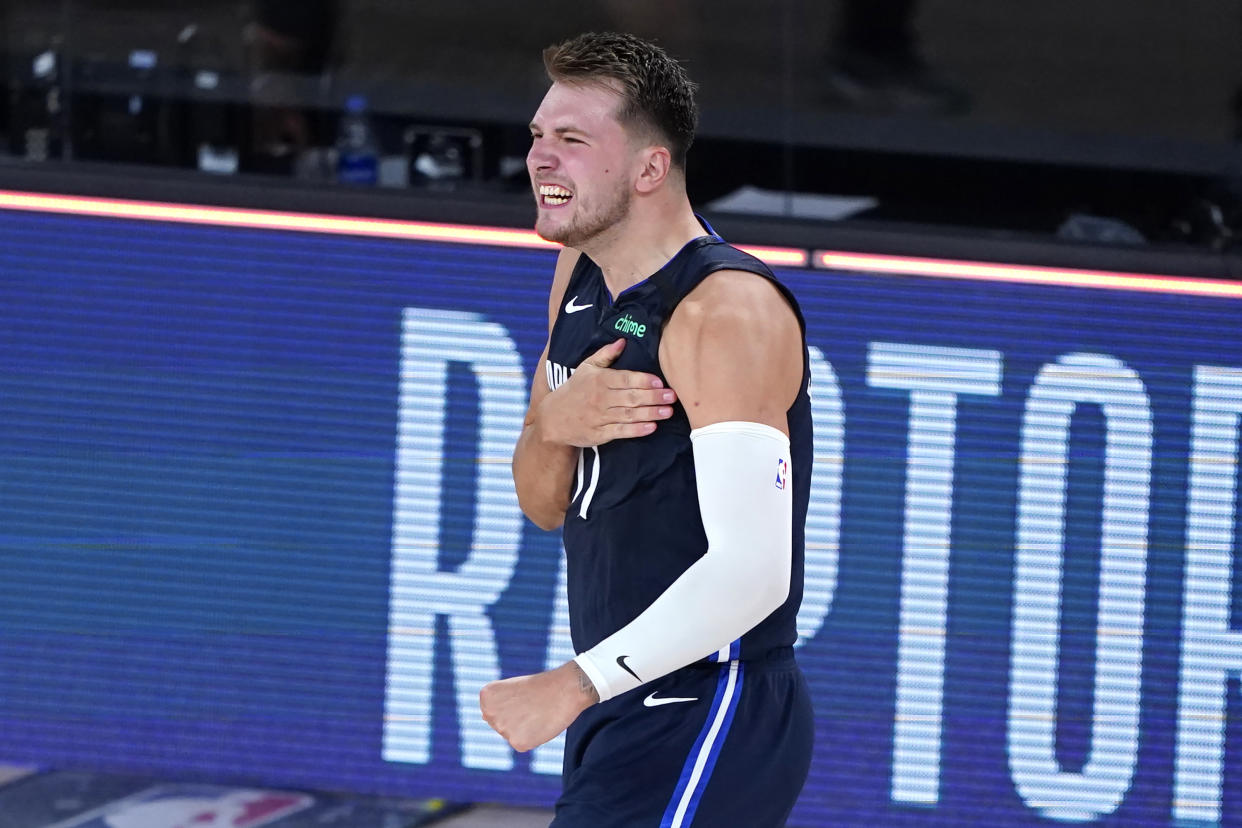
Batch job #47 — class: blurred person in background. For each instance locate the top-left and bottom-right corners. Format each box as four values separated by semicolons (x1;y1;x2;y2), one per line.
826;0;968;114
245;0;339;172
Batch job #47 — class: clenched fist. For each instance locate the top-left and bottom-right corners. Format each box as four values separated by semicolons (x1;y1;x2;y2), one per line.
480;661;600;752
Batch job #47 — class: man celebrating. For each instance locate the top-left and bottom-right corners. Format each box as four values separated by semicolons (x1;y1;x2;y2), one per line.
480;32;814;827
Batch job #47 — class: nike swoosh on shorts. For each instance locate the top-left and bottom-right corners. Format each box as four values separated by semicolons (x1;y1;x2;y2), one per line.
643;692;699;708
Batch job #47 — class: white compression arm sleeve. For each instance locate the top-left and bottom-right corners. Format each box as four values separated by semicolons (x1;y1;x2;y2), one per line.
573;421;793;702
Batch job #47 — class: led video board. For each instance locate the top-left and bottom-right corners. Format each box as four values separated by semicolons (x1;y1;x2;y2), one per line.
0;193;1239;826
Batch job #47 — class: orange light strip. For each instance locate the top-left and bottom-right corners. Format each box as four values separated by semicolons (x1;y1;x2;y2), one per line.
0;189;810;267
736;245;809;267
816;250;1242;299
0;189;560;250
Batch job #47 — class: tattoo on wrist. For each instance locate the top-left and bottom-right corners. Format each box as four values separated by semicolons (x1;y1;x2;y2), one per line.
572;662;601;703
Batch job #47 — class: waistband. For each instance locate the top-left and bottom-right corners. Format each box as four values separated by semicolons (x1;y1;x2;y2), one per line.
693;645;796;669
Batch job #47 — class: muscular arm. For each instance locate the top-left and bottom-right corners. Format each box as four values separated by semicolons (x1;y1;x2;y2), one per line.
511;247;581;530
572;270;804;700
482;270;794;750
661;270;802;434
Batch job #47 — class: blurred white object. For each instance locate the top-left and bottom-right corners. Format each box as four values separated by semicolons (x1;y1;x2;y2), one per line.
707;185;877;221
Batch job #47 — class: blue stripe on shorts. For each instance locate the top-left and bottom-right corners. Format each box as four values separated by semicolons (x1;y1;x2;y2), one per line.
660;642;745;828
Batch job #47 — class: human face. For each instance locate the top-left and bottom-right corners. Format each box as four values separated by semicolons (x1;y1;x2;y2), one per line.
527;81;637;249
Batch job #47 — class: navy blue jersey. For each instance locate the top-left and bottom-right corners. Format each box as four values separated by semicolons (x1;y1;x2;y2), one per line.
545;231;812;661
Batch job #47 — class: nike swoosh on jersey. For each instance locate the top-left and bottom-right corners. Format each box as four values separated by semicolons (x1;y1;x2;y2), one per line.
564;295;594;314
643;692;699;708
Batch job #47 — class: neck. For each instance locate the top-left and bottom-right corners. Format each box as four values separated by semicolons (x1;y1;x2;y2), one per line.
579;193;707;297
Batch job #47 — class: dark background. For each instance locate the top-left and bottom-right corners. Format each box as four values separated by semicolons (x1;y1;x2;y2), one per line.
6;0;1242;251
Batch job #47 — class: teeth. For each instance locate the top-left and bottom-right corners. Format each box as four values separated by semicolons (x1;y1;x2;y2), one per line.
539;184;572;205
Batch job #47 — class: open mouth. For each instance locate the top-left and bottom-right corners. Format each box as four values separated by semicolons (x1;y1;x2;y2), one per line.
538;184;573;207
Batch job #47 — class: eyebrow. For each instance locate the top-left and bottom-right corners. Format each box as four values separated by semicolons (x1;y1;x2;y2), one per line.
529;123;591;139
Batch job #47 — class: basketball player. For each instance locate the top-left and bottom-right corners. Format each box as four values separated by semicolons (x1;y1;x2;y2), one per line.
479;32;814;827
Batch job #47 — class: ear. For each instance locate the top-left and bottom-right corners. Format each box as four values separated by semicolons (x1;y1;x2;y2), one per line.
634;146;672;194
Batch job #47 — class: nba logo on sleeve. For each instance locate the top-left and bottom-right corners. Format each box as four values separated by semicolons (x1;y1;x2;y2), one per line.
774;458;788;490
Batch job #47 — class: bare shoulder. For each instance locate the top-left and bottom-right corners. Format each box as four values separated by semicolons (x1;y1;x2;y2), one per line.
553;244;582;277
545;247;582;332
670;269;796;330
661;269;802;431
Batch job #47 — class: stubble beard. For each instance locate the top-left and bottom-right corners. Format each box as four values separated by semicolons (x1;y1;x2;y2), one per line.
536;182;632;249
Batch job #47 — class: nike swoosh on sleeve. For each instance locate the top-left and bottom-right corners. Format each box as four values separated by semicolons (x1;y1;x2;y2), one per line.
616;655;641;682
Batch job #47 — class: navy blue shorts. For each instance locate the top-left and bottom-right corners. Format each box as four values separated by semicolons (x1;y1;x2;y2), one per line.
552;647;814;828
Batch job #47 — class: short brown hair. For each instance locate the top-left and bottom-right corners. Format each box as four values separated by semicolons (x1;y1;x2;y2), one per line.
543;32;699;169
